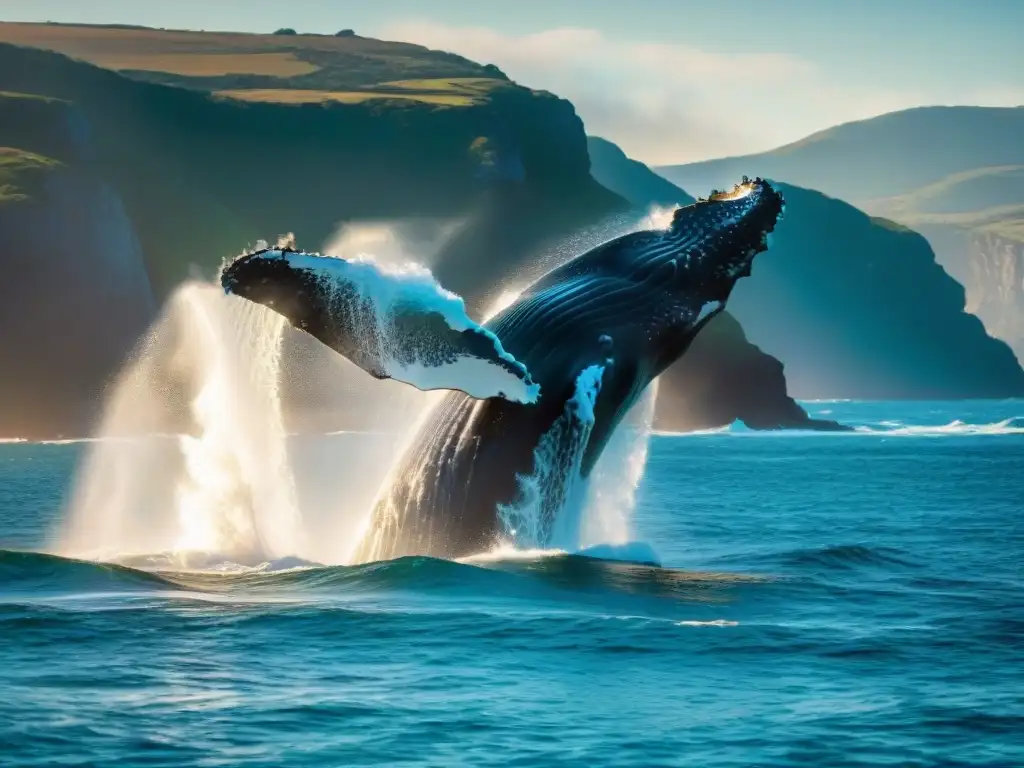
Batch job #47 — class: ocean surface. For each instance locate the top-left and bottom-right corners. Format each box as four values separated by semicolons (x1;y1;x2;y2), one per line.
1;400;1022;767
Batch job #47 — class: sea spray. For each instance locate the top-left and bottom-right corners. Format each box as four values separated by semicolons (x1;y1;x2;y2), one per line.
58;283;302;565
58;223;455;568
341;389;449;564
56;208;676;569
578;379;659;549
498;365;605;549
170;285;301;561
495;376;659;555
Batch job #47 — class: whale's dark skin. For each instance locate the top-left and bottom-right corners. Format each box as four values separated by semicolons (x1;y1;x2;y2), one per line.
223;179;785;561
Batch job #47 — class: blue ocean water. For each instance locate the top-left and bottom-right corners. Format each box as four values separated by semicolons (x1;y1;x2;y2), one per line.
1;400;1022;767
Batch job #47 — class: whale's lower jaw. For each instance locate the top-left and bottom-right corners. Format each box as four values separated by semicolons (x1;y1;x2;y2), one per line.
351;180;786;561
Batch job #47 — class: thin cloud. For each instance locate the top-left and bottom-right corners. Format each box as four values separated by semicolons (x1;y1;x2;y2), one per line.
381;21;1012;165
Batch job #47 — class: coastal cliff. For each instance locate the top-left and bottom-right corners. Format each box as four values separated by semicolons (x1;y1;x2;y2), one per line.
727;185;1024;399
860;165;1024;362
0;41;617;295
0;143;155;437
658;107;1024;371
913;226;1024;362
0;38;620;437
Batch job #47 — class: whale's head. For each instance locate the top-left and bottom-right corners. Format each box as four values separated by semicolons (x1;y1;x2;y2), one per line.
665;177;784;305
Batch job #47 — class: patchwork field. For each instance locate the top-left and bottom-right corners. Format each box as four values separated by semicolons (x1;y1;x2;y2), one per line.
218;78;508;107
0;22;509;101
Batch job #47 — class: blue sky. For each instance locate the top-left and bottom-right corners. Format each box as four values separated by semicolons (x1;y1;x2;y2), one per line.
2;0;1021;163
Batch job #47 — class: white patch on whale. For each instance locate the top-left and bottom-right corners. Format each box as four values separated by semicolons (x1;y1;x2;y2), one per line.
696;300;722;325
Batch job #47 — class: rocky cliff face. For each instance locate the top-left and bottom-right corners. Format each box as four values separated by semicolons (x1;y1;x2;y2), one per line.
0;159;156;437
657;313;844;432
965;233;1024;357
728;185;1024;399
918;225;1024;362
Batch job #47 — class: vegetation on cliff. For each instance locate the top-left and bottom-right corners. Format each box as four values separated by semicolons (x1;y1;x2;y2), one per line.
0;146;62;203
0;39;615;299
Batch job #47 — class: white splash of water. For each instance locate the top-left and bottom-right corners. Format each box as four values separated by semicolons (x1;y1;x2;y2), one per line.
341;388;450;564
321;218;466;270
57;213;672;569
578;380;659;549
494;373;659;557
57;282;302;566
640;205;677;230
171;285;302;559
498;365;605;549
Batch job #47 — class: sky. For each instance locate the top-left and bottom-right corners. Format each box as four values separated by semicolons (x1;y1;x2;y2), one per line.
2;0;1022;164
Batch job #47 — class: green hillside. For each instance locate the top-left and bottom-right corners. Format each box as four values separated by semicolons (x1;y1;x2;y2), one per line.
658;106;1024;203
865;165;1024;244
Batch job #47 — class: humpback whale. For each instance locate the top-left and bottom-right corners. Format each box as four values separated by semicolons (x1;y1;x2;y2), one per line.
222;178;785;561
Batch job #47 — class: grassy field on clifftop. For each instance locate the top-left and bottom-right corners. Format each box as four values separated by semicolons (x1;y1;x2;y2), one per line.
217;78;511;107
0;22;509;104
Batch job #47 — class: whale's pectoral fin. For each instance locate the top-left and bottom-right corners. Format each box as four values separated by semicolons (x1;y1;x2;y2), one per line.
220;248;540;404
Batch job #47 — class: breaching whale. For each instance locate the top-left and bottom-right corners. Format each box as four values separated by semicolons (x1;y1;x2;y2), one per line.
222;178;785;561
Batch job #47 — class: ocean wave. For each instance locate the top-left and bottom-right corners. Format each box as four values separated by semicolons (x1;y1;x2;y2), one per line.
773;544;920;572
0;434;181;446
654;416;1024;438
0;550;177;596
675;619;739;627
0;548;756;607
854;417;1024;436
652;426;731;437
